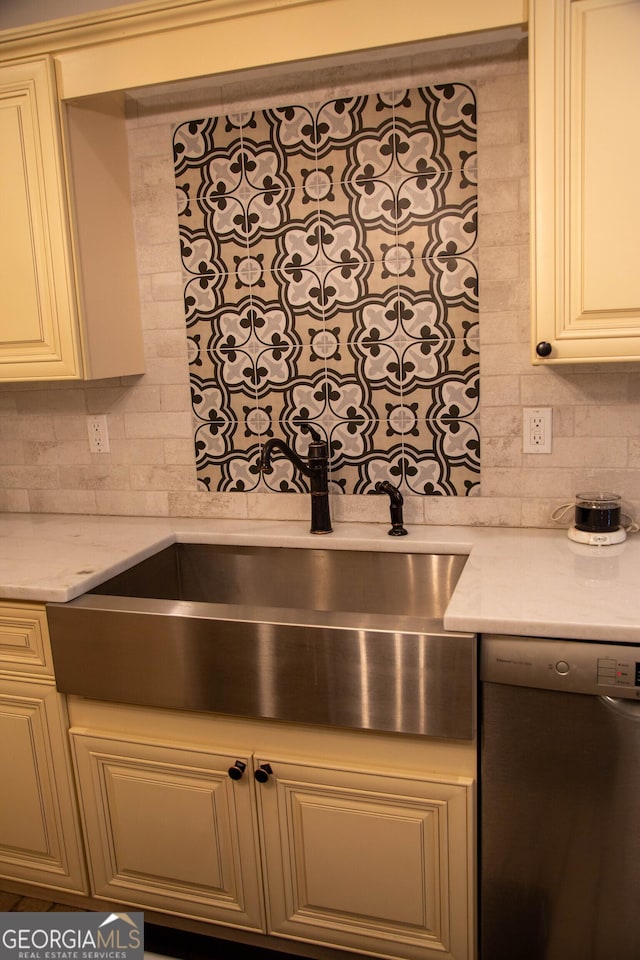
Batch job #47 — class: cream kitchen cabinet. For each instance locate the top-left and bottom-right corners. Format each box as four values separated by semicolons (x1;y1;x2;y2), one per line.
0;603;87;892
69;705;475;960
257;756;472;960
0;56;143;382
530;0;640;363
49;0;527;100
70;732;265;931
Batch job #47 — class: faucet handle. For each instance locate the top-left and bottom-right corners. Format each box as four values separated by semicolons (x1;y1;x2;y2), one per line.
301;423;322;443
300;423;330;461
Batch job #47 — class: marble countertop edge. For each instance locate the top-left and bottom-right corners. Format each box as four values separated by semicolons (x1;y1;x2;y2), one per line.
1;513;639;642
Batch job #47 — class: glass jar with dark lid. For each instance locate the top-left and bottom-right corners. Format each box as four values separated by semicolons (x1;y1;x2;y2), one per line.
574;492;621;533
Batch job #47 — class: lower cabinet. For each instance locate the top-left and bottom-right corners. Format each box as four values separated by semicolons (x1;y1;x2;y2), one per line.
70;718;474;960
0;602;87;894
257;757;472;960
71;734;264;930
0;676;87;892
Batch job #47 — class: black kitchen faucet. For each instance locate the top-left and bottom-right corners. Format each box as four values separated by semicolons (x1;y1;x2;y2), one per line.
259;426;332;535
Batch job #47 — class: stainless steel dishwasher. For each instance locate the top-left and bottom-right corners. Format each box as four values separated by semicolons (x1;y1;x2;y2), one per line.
481;633;640;960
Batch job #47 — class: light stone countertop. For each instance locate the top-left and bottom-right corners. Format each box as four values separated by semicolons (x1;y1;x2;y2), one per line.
0;513;639;642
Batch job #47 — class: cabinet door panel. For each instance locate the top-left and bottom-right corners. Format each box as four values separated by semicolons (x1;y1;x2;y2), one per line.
531;0;640;362
71;733;264;930
0;711;49;854
286;792;437;926
258;759;473;960
0;678;87;892
108;767;228;890
574;0;640;317
0;58;79;379
0;100;43;341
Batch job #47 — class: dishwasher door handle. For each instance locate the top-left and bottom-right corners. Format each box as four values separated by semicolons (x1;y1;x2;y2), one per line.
600;695;640;720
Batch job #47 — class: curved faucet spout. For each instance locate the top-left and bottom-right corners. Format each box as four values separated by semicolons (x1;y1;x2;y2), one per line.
259;438;313;478
259;432;333;534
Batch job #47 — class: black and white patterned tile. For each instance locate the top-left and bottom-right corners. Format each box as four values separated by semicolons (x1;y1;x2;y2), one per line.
173;82;480;497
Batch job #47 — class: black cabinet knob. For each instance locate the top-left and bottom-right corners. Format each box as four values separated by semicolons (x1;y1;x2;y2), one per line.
254;763;273;783
227;760;246;781
536;341;553;357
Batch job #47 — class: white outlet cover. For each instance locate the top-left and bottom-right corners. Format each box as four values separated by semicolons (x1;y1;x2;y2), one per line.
523;407;552;454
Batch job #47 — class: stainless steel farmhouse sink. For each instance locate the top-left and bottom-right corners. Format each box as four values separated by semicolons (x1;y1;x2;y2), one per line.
47;543;475;739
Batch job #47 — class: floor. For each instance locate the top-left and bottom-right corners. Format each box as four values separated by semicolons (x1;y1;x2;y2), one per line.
0;890;306;960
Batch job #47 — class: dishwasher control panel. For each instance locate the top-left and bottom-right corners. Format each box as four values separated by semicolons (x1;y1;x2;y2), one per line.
596;655;640;688
481;634;640;698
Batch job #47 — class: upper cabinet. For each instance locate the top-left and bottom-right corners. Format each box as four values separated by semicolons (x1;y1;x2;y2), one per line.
0;56;144;382
530;0;640;363
0;1;527;382
50;0;527;100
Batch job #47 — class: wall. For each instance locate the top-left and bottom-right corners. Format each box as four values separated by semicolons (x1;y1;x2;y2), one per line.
174;81;479;499
0;33;638;529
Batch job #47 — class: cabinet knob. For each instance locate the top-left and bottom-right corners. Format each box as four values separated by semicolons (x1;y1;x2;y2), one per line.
254;763;273;783
536;341;553;357
227;760;247;781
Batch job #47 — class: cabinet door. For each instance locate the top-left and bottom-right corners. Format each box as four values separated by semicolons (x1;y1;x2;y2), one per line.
257;758;474;960
0;677;87;892
0;57;81;380
71;732;265;930
531;0;640;363
0;60;144;382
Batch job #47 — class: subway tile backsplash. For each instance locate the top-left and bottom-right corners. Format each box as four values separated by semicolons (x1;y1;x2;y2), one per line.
174;84;480;497
1;35;639;527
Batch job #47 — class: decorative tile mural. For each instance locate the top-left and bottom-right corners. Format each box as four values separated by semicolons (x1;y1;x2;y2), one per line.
173;83;479;496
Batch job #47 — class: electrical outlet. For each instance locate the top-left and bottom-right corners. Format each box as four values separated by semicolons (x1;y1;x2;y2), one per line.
523;407;552;454
87;414;110;454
